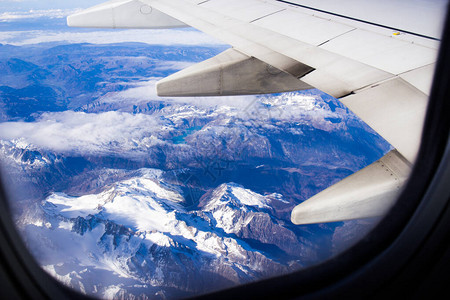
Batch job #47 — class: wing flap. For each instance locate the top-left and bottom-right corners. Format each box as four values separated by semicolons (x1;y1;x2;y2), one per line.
341;78;428;163
399;63;436;95
291;150;411;225
157;48;312;96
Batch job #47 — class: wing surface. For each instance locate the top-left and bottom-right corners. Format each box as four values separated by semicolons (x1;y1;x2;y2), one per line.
67;0;448;224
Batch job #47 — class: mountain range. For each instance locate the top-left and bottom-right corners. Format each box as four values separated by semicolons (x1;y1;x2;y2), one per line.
0;41;390;299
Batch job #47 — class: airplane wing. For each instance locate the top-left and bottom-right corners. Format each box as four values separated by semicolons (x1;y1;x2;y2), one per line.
67;0;447;225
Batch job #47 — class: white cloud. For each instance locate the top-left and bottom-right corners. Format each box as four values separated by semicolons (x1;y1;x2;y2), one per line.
98;78;260;109
154;60;197;71
0;111;165;156
0;8;77;21
92;79;347;131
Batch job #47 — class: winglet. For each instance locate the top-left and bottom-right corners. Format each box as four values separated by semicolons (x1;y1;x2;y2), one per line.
67;0;186;29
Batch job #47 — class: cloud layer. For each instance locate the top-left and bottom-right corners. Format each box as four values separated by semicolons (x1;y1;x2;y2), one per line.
0;111;163;156
0;8;76;20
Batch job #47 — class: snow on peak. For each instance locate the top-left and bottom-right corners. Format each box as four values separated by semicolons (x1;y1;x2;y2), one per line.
43;170;185;232
0;138;60;167
28;166;306;299
200;183;275;235
204;183;270;211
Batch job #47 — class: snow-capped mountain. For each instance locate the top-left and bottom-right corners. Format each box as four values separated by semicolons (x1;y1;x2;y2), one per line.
24;169;318;298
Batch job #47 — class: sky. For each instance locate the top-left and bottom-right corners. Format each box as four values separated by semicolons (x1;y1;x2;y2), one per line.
0;0;105;11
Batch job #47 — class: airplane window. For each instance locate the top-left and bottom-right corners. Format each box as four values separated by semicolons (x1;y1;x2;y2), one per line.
0;1;447;299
